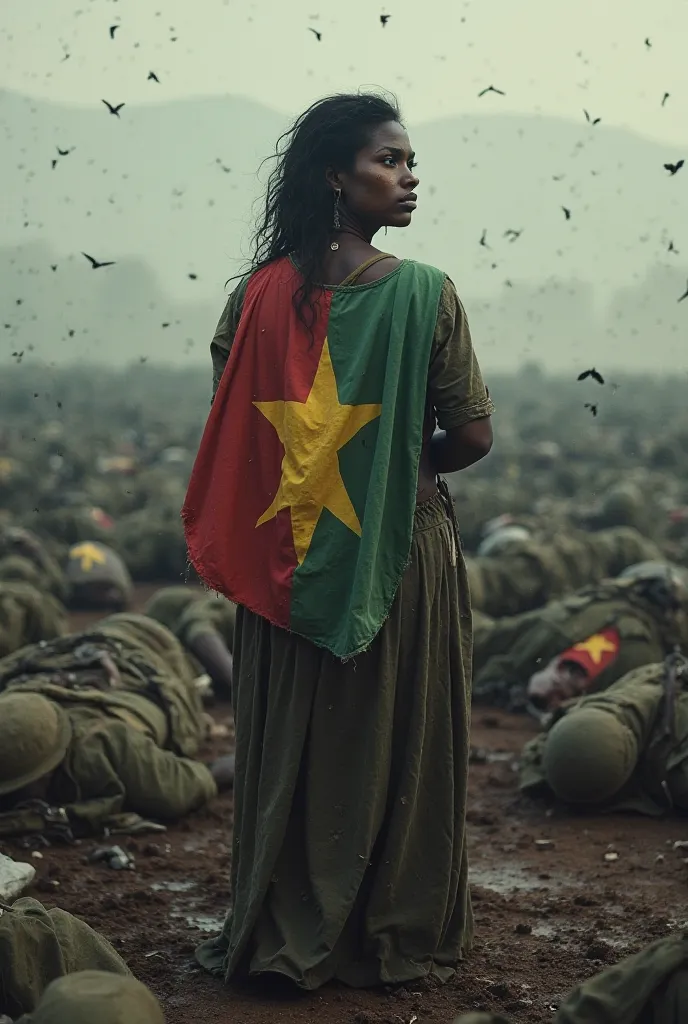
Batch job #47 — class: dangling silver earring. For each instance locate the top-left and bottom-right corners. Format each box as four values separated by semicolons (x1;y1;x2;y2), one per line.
330;188;342;250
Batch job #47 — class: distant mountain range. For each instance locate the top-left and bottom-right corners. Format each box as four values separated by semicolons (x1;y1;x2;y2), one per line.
1;88;686;371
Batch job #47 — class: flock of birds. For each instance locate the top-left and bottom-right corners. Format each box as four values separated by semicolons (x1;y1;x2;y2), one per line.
3;8;686;397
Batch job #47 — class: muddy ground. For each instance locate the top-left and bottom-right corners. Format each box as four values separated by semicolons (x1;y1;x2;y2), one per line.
4;588;688;1023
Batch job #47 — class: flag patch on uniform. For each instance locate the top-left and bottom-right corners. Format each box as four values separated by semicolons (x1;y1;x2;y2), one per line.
559;627;620;679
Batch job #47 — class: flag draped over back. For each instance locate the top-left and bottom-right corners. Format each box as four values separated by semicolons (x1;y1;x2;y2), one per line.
183;257;445;658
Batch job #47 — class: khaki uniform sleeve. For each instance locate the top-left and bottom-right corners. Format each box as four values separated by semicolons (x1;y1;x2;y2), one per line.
211;275;251;400
428;276;494;430
178;595;237;649
79;723;218;820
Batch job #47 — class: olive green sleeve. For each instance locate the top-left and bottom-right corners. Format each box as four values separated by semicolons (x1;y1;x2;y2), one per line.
85;723;218;820
211;275;251;401
177;596;237;649
428;277;495;430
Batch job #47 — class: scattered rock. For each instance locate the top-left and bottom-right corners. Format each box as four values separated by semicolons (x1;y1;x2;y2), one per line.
88;846;135;871
0;854;36;901
515;923;532;935
585;941;613;962
574;895;598;907
604;852;619;862
535;839;554;850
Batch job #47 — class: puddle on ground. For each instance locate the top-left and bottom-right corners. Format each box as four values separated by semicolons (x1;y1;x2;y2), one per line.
532;922;556;938
181;912;226;933
470;863;578;895
151;880;198;893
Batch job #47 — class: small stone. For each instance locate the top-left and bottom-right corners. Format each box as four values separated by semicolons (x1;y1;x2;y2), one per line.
585;941;612;961
0;854;36;902
656;854;665;863
604;852;619;862
673;841;688;850
535;839;554;850
515;923;532;935
30;851;44;860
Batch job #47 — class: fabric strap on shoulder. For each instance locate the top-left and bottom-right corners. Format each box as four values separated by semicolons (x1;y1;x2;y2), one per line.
340;254;396;286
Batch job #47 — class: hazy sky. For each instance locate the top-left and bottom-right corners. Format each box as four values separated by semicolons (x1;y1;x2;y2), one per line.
2;0;687;145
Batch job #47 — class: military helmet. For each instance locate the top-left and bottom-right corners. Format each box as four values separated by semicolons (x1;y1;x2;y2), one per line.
66;541;133;611
0;694;72;796
29;971;164;1024
618;561;688;611
144;585;200;635
0;553;43;588
477;524;531;558
543;707;638;804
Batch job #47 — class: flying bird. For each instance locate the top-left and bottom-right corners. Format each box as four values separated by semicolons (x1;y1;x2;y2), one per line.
504;228;523;242
101;100;125;117
668;241;679;254
478;85;505;97
308;27;322;40
584;403;598;417
479;229;490;248
148;71;160;82
109;25;120;39
644;37;652;49
81;252;116;270
679;280;688;303
56;147;73;156
662;92;670;107
578;368;605;384
380;14;391;26
188;273;198;280
51;158;58;169
562;206;572;220
584;109;601;125
664;160;684;176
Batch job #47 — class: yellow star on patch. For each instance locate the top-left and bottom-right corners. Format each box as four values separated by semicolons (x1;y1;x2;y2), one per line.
572;633;617;665
71;542;107;572
254;339;381;565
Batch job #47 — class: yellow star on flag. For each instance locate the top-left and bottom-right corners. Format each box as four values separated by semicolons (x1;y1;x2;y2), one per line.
253;339;381;565
71;542;107;573
572;633;618;665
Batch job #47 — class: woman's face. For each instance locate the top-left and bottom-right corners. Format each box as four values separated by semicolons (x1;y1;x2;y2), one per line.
331;120;419;233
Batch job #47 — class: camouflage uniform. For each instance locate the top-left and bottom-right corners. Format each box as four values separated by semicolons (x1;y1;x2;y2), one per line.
0;614;216;836
453;932;688;1023
520;658;688;816
473;576;685;708
468;526;662;619
0;898;129;1020
0;583;67;659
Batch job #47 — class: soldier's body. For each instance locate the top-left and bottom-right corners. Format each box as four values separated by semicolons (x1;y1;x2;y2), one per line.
473;564;687;710
144;585;235;696
0;613;233;838
0;582;67;659
10;972;164;1024
0;899;131;1021
453;932;688;1024
0;528;67;603
520;657;688;816
468;523;662;619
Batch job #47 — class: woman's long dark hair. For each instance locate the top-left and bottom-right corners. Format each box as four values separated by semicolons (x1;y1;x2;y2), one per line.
243;91;402;330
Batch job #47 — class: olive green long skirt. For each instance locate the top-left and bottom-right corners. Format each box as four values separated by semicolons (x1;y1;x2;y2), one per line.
196;492;474;988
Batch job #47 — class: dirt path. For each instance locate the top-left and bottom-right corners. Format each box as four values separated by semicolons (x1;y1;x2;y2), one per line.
5;592;688;1023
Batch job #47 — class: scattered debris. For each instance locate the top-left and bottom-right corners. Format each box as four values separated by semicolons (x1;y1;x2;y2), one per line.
88;846;135;871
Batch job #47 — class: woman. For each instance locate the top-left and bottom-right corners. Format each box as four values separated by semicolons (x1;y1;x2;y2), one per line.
184;92;494;989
